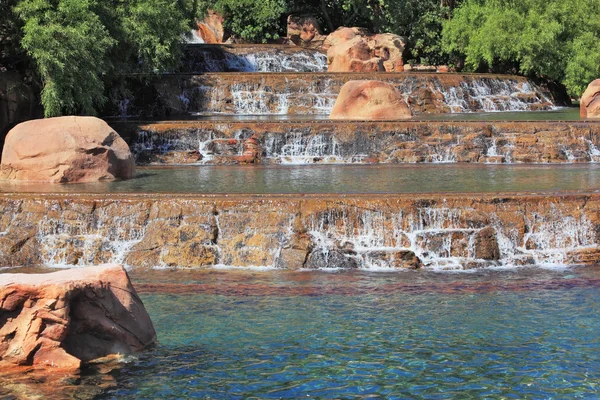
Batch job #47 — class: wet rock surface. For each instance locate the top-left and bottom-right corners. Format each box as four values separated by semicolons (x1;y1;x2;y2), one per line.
0;264;156;370
181;45;327;73
124;120;600;165
118;73;555;117
1;116;135;183
0;193;598;270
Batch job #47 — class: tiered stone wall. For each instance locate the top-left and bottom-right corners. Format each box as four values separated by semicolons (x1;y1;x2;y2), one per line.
1;193;598;270
118;120;600;164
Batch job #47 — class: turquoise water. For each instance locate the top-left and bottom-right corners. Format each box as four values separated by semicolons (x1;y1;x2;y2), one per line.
3;164;600;194
93;269;600;399
109;107;584;122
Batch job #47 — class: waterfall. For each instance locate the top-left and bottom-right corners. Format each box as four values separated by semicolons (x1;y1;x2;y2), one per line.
229;80;337;115
2;197;597;270
183;46;328;73
438;79;554;113
304;202;597;270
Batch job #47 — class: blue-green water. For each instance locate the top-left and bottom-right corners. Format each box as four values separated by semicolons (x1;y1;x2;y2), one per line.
3;164;600;194
94;269;600;399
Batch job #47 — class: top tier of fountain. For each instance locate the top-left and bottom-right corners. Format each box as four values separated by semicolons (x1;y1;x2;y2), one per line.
116;43;559;117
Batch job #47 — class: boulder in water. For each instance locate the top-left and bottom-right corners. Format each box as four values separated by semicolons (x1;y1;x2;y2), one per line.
581;79;600;119
324;27;406;72
330;80;412;120
0;116;135;183
0;264;156;369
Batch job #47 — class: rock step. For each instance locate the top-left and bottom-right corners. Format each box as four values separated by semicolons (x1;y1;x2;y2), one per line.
1;193;598;270
112;119;600;165
113;73;556;117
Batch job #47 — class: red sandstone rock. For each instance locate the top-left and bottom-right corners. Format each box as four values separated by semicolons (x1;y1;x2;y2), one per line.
330;80;412;120
0;265;156;370
236;137;262;163
287;15;326;49
193;10;225;44
324;27;406;72
580;79;600;119
0;116;135;183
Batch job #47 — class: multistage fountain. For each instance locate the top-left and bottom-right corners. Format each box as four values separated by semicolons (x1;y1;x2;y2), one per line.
2;43;599;272
4;41;600;400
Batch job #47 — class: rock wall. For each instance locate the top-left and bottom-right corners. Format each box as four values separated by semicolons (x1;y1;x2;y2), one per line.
120;120;600;165
115;73;556;117
0;193;598;270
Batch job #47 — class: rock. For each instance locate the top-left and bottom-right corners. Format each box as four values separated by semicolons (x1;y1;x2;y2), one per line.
305;248;360;269
437;65;450;73
365;250;422;269
235;137;262;164
287;15;326;49
192;10;225;44
324;27;406;72
474;226;500;260
330;80;412;120
0;116;135;183
580;79;600;119
0;264;156;369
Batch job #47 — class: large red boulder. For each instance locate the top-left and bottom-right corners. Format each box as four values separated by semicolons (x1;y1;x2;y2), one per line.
330;80;412;120
192;10;225;44
324;27;406;72
0;116;135;183
581;79;600;119
0;264;156;370
287;15;326;49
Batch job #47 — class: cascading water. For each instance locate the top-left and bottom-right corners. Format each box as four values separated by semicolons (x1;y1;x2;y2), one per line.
439;79;554;112
182;46;328;73
304;203;598;271
228;80;337;115
6;197;595;271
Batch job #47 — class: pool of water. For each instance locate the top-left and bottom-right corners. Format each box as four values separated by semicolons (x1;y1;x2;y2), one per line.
2;164;600;194
104;268;600;398
3;267;600;398
108;107;586;123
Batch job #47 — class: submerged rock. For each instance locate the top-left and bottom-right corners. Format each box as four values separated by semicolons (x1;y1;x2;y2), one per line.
581;79;600;119
0;116;135;183
0;264;156;369
330;80;412;120
325;27;406;72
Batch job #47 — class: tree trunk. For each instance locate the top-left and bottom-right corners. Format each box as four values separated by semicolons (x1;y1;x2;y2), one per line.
441;0;455;9
320;0;335;32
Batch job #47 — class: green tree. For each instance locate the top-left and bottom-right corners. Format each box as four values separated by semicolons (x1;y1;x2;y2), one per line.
13;0;189;117
183;0;286;42
442;0;600;97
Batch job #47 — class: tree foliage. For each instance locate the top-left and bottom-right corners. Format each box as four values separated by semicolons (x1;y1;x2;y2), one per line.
182;0;286;42
11;0;188;117
443;0;600;96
